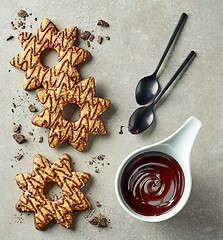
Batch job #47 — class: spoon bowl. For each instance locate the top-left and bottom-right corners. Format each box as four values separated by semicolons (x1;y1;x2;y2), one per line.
135;74;159;105
129;105;155;134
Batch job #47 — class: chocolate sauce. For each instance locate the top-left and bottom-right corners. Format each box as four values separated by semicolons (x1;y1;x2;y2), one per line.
121;151;185;216
119;126;124;134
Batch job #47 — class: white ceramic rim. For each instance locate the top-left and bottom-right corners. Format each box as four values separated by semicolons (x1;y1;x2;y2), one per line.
115;141;192;222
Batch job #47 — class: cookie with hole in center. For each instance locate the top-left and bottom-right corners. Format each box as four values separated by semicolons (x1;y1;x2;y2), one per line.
10;18;91;90
31;77;110;151
15;154;91;230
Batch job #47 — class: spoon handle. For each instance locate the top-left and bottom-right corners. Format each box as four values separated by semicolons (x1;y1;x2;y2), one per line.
154;13;188;75
153;51;196;105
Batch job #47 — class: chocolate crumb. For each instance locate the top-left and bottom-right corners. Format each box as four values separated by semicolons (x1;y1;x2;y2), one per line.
105;36;110;40
39;136;43;143
30;24;32;28
12;124;21;132
17;10;29;19
34;17;37;21
9;70;11;72
17;21;23;28
15;212;24;224
11;109;14;113
6;35;14;41
12;103;16;108
87;40;90;47
97;20;109;27
107;163;110;165
11;25;17;30
95;201;101;207
28;104;37;112
89;214;107;227
89;33;95;42
15;153;24;161
80;31;91;40
97;36;102;44
28;131;33;135
13;133;25;144
89;161;93;165
21;25;25;29
97;154;105;161
11;165;13;168
29;13;32;16
95;169;100;173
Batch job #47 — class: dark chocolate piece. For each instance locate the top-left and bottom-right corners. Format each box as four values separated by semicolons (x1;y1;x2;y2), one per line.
97;20;109;27
80;31;91;40
13;133;25;144
12;124;21;132
89;214;107;227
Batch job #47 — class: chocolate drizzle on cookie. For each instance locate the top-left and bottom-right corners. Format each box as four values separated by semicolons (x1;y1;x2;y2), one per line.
10;18;91;90
15;154;91;230
32;77;110;151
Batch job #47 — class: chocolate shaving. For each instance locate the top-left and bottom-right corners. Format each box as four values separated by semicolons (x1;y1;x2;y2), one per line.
87;40;90;47
95;168;99;173
6;36;14;41
95;201;101;207
15;153;24;161
89;214;107;227
97;20;109;27
105;36;110;40
28;104;37;112
89;33;95;42
80;31;91;40
39;136;43;143
13;133;25;144
97;36;102;44
12;124;21;132
17;10;29;19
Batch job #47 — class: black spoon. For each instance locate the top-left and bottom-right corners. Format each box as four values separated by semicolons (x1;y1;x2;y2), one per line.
129;50;196;134
135;13;188;105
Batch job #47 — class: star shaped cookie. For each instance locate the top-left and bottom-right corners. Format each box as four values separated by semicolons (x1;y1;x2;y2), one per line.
10;18;91;90
15;154;91;230
31;77;110;151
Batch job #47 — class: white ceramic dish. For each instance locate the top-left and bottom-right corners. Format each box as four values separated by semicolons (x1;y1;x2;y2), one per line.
115;116;202;222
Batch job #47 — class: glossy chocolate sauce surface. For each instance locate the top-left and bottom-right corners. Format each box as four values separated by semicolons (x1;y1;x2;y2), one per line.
121;151;185;216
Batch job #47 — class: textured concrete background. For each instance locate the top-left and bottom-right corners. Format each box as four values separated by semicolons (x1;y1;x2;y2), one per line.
0;0;222;239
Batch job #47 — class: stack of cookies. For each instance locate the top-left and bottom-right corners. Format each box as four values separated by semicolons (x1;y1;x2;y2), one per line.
11;18;111;230
10;18;110;151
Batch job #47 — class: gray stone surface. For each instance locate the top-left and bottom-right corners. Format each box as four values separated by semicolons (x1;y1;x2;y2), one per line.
0;0;222;239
